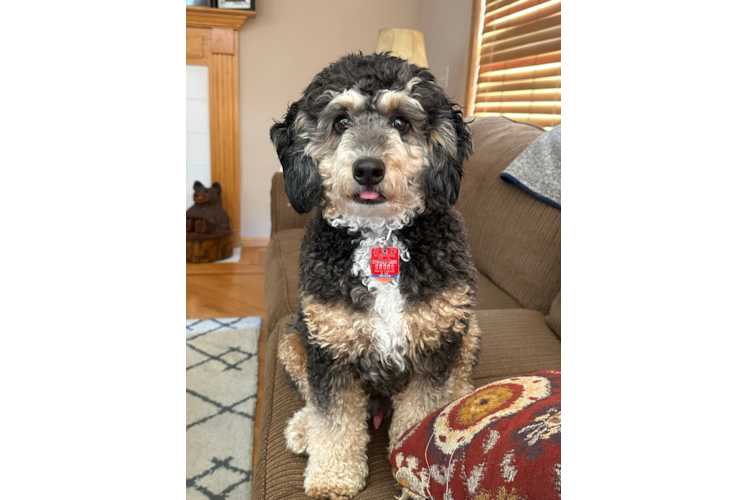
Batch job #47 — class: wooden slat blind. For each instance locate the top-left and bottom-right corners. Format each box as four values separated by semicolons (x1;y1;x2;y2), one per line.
466;0;561;130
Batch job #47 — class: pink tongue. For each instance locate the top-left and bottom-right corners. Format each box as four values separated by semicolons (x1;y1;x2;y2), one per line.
359;190;380;200
373;409;384;430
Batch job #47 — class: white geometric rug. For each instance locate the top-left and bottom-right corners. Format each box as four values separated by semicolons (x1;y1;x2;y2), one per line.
186;317;261;500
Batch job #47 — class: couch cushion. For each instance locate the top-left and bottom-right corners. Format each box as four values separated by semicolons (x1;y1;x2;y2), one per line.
546;291;561;338
455;116;561;315
391;370;561;500
252;309;561;499
264;229;305;334
271;172;313;236
476;272;520;310
473;309;561;388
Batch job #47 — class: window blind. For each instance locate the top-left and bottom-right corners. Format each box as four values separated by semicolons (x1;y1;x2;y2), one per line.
466;0;561;130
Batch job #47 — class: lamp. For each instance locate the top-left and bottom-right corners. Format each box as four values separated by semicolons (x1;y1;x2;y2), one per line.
375;28;428;68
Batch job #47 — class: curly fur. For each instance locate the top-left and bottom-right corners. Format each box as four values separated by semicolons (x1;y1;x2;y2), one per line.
270;52;473;216
271;53;479;500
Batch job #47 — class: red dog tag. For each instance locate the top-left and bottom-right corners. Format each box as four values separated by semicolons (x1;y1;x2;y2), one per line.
371;247;399;282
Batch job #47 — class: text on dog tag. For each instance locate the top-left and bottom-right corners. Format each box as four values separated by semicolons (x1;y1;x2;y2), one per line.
371;247;399;282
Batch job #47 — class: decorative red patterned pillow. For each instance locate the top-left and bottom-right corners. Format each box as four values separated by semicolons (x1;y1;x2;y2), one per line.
390;370;561;500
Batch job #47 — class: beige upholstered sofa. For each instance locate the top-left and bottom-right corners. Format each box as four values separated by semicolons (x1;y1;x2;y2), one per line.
253;116;561;499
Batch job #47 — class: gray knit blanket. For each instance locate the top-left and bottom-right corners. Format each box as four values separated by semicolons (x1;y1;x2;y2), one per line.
500;125;561;209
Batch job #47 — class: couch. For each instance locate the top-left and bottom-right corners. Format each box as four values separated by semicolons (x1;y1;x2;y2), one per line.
253;116;561;499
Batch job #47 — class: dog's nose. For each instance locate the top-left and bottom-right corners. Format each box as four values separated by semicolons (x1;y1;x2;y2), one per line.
352;158;386;186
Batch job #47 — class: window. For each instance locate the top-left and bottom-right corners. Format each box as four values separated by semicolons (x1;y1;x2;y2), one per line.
466;0;561;130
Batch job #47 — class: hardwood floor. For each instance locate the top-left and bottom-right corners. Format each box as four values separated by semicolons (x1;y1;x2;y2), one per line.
186;245;268;466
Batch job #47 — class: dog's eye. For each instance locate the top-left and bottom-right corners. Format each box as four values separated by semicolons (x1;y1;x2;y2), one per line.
333;116;350;134
393;117;410;133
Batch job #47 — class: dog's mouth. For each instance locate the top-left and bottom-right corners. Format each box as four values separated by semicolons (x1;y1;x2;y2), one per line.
353;189;387;205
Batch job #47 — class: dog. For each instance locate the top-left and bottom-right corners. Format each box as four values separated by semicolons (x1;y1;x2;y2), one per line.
270;53;480;499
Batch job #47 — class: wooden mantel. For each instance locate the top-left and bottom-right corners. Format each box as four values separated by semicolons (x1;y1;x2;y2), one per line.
187;6;254;246
187;6;255;29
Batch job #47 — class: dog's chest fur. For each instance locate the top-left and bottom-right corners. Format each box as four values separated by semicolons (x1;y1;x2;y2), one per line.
297;208;477;399
349;227;410;385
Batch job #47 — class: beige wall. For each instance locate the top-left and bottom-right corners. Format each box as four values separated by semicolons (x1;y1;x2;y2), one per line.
237;0;473;238
415;0;474;110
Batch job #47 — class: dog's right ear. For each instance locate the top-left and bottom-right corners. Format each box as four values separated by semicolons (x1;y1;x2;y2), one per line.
270;101;322;214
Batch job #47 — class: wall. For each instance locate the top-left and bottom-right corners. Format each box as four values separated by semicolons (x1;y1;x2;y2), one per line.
415;0;474;109
237;0;473;238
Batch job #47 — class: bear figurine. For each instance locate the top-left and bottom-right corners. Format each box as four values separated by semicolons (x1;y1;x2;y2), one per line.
186;181;231;235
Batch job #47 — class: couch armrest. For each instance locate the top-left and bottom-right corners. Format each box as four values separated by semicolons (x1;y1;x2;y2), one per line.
270;172;313;236
545;291;561;338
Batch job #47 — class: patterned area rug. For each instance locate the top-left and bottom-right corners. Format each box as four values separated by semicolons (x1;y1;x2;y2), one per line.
186;317;261;500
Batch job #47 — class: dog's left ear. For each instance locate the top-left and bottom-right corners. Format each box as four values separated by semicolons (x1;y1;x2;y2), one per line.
270;101;323;214
423;102;473;210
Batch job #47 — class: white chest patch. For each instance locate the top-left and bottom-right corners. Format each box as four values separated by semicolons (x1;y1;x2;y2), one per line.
332;217;411;374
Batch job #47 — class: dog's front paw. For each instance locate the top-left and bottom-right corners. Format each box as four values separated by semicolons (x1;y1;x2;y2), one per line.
303;454;368;499
303;472;366;500
285;407;309;454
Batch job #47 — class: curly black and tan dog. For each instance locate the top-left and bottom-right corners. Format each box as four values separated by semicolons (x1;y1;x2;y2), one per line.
270;53;480;499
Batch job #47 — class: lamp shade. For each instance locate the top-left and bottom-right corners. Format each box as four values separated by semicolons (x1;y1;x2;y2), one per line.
375;28;428;68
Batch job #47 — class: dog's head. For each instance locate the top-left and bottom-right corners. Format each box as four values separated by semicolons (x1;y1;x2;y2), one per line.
270;53;472;222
